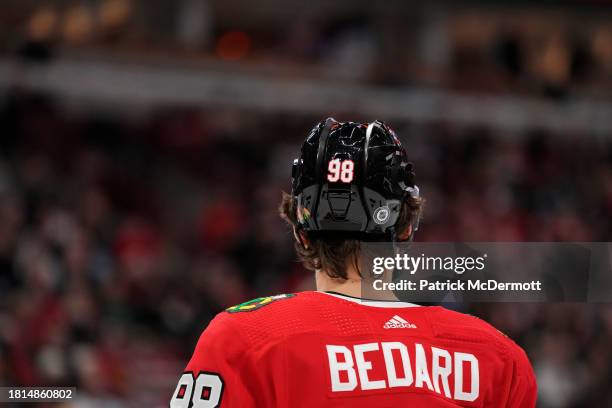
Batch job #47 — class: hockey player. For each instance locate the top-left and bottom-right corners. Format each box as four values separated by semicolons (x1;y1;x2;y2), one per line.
170;118;537;407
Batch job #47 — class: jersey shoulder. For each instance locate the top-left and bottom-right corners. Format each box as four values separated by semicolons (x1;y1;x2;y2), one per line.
429;306;530;361
202;292;321;349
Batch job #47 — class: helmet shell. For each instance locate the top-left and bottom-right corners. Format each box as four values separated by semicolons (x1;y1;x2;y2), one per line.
291;118;418;240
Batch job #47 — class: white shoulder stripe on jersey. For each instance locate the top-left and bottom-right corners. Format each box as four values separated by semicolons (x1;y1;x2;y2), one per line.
320;291;421;308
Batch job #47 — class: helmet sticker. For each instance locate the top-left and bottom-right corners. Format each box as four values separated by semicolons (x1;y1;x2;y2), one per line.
373;206;391;224
297;205;311;224
327;159;354;183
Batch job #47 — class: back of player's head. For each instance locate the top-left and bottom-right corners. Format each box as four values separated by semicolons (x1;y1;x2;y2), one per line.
280;118;423;280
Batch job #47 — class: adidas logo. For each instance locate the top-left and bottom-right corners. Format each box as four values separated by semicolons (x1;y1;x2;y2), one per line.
383;315;417;329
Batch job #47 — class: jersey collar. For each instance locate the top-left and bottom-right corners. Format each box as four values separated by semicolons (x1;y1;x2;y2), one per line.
320;291;421;308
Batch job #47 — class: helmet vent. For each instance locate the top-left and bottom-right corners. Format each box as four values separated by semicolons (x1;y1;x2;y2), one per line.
326;191;352;219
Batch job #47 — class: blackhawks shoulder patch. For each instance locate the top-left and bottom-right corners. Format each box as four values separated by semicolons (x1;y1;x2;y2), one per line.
226;294;295;313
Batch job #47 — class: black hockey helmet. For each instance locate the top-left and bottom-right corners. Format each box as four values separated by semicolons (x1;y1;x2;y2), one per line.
291;118;420;241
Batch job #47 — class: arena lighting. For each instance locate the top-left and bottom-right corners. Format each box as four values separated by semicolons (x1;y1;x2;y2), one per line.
27;7;57;40
62;5;93;44
99;0;132;31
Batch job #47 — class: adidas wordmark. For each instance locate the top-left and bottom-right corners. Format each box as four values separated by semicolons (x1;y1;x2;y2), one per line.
383;315;417;329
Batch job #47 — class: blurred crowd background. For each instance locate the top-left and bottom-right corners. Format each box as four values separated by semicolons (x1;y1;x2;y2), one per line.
1;1;612;407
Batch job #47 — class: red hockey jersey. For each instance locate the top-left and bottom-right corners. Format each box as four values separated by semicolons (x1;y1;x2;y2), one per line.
170;291;536;407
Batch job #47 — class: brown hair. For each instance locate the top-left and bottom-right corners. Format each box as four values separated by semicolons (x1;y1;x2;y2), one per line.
279;192;423;280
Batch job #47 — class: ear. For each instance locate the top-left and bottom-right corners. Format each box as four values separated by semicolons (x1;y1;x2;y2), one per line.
397;225;413;241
